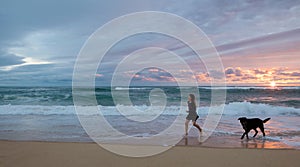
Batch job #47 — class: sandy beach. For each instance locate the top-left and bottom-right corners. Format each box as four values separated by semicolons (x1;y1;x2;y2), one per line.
1;140;299;167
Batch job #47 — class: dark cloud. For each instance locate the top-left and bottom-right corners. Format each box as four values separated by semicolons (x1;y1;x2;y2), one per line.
253;69;267;75
273;68;299;76
225;68;234;75
225;67;243;77
235;68;242;76
0;63;73;86
276;71;300;77
0;53;24;66
291;72;300;77
241;75;257;80
131;68;175;83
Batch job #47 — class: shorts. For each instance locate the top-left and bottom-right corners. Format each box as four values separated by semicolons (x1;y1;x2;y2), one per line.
186;114;199;122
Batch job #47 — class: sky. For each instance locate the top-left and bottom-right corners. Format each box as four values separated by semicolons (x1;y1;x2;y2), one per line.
0;0;300;86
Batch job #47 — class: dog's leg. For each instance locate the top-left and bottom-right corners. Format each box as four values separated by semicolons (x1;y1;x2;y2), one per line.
241;132;246;139
246;132;249;139
259;126;265;137
253;129;258;138
241;130;250;139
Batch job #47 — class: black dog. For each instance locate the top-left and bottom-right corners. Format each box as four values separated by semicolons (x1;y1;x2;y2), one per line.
238;117;271;139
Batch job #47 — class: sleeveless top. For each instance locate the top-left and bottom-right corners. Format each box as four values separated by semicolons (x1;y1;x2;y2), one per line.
187;101;197;117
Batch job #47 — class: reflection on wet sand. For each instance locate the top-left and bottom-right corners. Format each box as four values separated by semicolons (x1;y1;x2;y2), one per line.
181;136;200;146
241;139;266;148
240;138;292;149
177;135;293;149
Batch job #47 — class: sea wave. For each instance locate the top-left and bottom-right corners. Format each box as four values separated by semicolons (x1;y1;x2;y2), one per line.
0;102;299;116
1;87;300;108
114;87;149;90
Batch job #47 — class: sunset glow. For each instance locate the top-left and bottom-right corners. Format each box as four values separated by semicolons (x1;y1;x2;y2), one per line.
129;67;300;86
270;81;276;88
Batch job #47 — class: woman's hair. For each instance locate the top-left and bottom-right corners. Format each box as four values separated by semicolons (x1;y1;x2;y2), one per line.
189;94;196;107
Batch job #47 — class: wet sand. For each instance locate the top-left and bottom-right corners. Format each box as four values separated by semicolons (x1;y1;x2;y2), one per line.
1;140;299;167
177;135;294;149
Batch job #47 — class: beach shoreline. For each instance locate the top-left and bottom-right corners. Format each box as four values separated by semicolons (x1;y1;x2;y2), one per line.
1;140;299;167
0;134;296;149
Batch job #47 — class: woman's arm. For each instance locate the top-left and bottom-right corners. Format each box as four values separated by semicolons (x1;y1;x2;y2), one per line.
186;101;190;113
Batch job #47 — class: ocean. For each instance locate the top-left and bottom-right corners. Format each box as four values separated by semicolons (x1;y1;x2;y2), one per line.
0;86;299;149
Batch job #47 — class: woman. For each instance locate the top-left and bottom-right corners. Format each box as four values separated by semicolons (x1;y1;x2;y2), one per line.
185;94;202;136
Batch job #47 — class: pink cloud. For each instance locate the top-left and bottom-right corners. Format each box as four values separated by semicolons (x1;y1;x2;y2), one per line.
95;73;104;77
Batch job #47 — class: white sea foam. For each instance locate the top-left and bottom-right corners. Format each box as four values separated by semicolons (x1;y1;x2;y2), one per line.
115;87;148;90
0;102;299;116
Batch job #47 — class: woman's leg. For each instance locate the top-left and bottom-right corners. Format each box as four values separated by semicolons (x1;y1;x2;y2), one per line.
192;121;202;133
185;119;190;135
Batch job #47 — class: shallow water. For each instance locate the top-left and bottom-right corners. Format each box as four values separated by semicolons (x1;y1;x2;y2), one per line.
0;103;299;149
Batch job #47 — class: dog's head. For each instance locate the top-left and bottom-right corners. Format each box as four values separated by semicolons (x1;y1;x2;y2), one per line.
238;117;247;122
238;117;247;129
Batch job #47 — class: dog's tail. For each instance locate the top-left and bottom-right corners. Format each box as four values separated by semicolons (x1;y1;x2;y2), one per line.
263;118;271;123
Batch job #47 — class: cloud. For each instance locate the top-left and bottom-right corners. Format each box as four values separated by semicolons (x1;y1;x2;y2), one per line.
166;0;300;45
95;73;104;77
177;67;300;86
0;64;73;86
291;72;300;77
0;56;52;71
0;0;300;86
97;65;300;86
225;68;234;75
253;69;268;75
158;27;300;73
223;67;300;86
217;28;300;60
225;67;243;77
275;70;300;77
217;29;300;71
131;68;175;83
234;68;242;76
0;53;25;67
194;73;210;82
